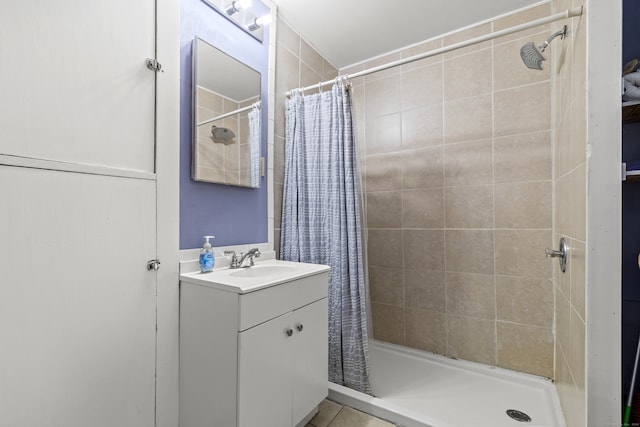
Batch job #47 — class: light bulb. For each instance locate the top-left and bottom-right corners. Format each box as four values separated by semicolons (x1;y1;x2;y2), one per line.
225;0;252;16
247;14;271;31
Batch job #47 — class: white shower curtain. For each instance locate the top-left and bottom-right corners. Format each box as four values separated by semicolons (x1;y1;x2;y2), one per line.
248;103;261;188
280;81;372;394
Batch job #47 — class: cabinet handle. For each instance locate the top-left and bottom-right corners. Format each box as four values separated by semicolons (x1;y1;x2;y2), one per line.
285;328;293;337
296;324;304;332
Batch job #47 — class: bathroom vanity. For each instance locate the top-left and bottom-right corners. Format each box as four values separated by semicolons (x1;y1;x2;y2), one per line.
179;260;330;427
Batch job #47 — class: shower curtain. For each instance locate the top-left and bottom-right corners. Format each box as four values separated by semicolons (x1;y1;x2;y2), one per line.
248;103;261;188
281;81;372;394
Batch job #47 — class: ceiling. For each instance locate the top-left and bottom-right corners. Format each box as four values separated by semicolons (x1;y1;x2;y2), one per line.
271;0;545;68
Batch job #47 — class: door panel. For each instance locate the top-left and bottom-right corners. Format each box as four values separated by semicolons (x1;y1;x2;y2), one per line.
0;1;156;173
0;166;156;427
292;299;328;424
238;312;294;427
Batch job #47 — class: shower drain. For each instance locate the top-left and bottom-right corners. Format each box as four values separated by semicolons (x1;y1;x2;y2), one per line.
506;409;532;423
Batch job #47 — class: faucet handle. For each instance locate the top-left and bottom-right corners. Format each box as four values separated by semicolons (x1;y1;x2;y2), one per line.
224;250;238;267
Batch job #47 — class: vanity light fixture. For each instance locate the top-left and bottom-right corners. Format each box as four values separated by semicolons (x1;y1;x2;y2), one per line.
247;14;271;31
224;0;252;16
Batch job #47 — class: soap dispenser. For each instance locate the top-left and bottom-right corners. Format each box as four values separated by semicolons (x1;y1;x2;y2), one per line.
199;235;215;273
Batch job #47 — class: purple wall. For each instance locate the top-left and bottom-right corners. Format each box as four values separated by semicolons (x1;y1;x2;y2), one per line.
180;0;270;249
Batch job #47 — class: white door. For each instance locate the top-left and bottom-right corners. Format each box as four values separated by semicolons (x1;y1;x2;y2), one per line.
292;299;328;425
0;1;158;426
238;312;294;427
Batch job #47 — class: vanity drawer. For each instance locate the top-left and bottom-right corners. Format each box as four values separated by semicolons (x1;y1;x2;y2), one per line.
238;271;328;331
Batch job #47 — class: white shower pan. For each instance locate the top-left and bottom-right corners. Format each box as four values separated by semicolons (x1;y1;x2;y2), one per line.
329;340;566;427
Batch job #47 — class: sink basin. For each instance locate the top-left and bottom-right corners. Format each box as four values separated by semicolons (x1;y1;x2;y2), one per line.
180;259;330;294
229;265;298;278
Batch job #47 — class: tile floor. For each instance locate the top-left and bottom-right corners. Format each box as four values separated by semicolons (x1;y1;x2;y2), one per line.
306;399;396;427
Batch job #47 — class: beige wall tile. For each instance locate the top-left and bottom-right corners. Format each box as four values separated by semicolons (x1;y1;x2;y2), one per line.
570;164;586;241
568;307;585;388
443;23;492;59
556;284;571;357
495;230;552;278
273;136;285;184
322;59;338;81
404;229;445;271
365;75;402;118
366;191;402;229
493;34;551;91
299;61;322;90
447;315;496;364
276;18;299;56
444;185;494;229
495;181;552;229
401;64;443;110
446;272;496;319
554;112;572;179
371;303;405;345
570;94;587;171
300;39;324;75
367;229;403;268
444;94;493;143
444;139;493;186
494;132;551;183
492;3;552;43
496;275;553;327
400;38;443;71
274;183;283;229
445;230;494;274
494;82;551;137
402;188;445;229
443;48;492;101
401;105;443;148
369;266;404;306
401;146;444;189
555;173;571;237
365;112;402;155
496;322;553;377
405;308;448;355
365;153;403;192
405;269;446;312
363;52;402;83
570;239;586;321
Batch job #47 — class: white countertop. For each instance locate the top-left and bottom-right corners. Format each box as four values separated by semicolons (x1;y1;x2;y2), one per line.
179;259;330;294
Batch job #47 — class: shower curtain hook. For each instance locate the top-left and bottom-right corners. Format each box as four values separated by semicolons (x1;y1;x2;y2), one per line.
318;81;323;93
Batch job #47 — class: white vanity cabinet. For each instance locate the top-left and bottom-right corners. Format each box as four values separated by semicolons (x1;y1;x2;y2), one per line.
179;261;329;427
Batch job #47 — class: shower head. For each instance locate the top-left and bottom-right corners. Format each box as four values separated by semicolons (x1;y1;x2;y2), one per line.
520;25;567;70
211;125;236;144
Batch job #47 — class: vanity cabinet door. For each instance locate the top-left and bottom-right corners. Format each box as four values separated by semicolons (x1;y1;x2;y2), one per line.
237;311;294;427
292;298;329;425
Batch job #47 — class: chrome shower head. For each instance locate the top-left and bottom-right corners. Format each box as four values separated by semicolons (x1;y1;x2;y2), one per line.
211;125;236;144
520;25;567;70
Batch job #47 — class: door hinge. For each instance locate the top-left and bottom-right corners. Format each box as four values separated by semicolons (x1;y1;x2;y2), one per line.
147;259;161;271
146;58;162;73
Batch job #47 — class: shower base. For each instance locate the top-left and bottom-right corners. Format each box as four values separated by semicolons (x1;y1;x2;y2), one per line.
328;340;566;427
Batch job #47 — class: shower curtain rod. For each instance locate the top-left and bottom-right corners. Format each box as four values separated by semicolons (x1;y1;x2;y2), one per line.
197;101;260;127
286;6;583;97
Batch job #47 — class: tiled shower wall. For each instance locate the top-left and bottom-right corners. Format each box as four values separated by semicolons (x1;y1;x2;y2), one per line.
550;0;587;426
342;3;556;378
272;17;338;256
195;88;258;185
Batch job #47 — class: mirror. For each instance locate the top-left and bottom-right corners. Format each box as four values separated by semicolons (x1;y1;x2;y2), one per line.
192;37;262;188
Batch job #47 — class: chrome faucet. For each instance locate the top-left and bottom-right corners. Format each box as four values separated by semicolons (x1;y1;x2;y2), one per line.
224;248;261;269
